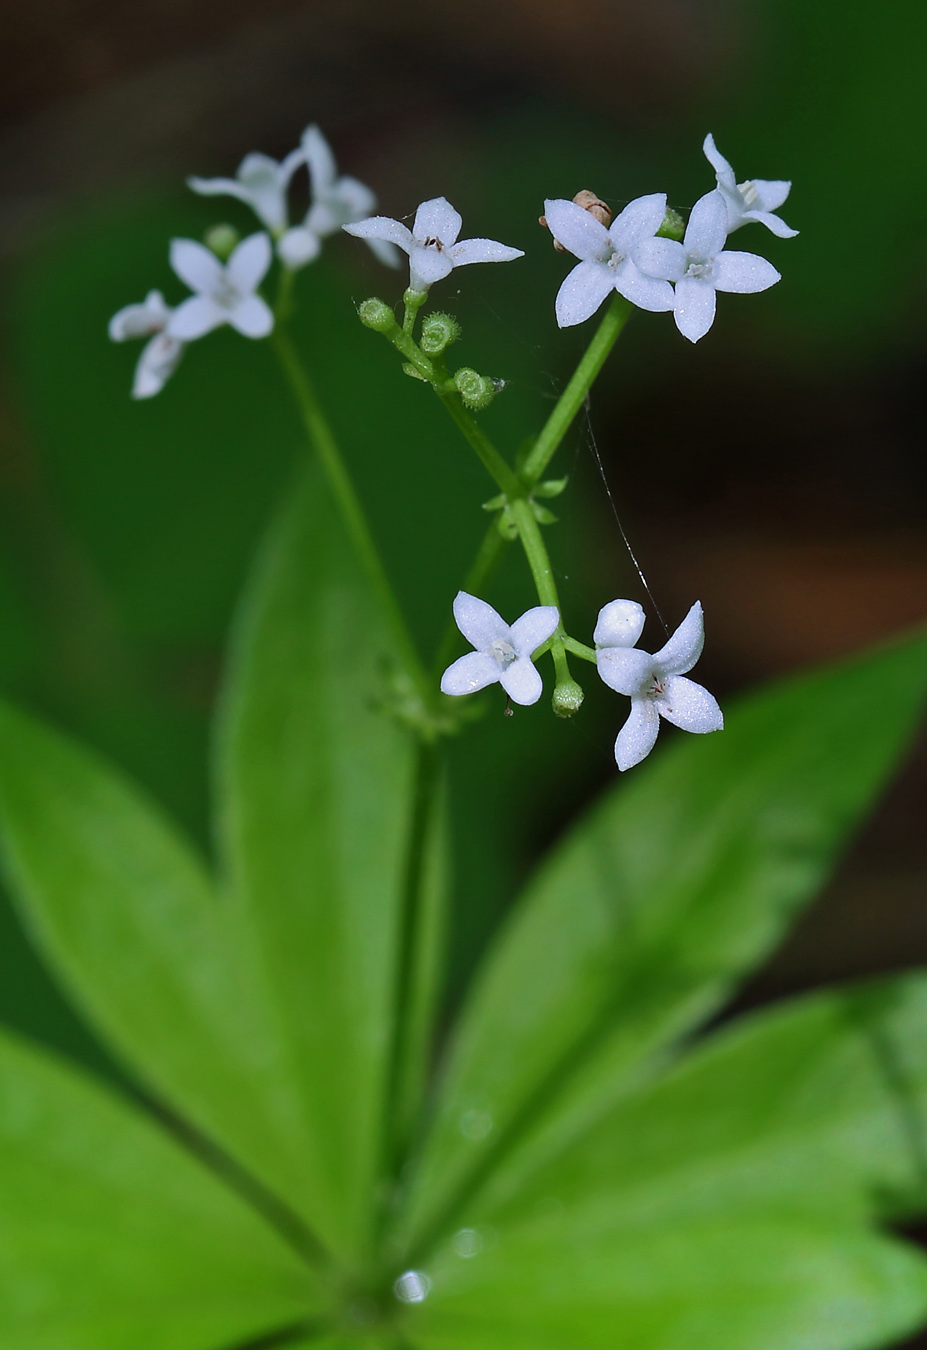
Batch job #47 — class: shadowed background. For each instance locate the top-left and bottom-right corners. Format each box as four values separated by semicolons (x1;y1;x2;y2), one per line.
0;0;925;1292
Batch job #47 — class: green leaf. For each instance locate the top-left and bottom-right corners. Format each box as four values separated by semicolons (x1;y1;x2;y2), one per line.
0;697;328;1250
216;464;444;1258
399;633;927;1247
0;1027;320;1349
413;1216;927;1350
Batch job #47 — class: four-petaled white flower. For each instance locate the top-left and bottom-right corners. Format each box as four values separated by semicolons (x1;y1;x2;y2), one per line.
344;197;524;294
166;233;274;341
703;133;797;239
278;125;401;271
441;592;560;707
634;190;780;343
108;289;185;399
188;149;304;237
595;598;723;771
543;193;676;327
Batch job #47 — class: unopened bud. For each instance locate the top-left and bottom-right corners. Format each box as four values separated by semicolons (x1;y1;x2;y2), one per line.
454;367;495;411
657;207;685;241
420;312;461;355
357;298;397;333
552;679;584;718
204;223;240;260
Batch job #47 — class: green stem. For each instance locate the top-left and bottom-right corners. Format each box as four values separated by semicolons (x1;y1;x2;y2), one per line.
521;293;632;487
509;498;573;688
433;387;524;501
270;329;430;708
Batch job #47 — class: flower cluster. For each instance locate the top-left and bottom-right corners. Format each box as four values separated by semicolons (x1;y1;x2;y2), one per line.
542;134;796;342
441;592;722;771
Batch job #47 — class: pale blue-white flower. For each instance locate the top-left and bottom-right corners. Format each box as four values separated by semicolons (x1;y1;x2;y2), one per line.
108;289;184;399
594;598;722;770
635;190;780;343
188;148;304;236
278;125;401;271
166;233;274;341
344;197;523;294
441;591;559;707
703;133;797;239
542;193;675;326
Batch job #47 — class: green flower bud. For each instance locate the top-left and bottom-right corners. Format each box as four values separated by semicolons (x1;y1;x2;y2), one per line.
533;475;569;499
552;679;584;718
656;207;685;241
420;312;461;355
454;367;495;411
357;298;397;333
204;223;240;260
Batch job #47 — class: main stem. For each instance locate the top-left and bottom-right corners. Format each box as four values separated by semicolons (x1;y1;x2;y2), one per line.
271;329;430;707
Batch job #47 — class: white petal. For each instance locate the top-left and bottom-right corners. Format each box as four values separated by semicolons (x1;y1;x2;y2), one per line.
452;591;510;651
500;656;543;707
673;276;716;343
593;598;645;649
748;209;798;240
343;216;413;253
332;176;377;220
657;676;724;733
413;197;462;247
301;125;337;192
613;259;675;313
227;232;272;294
409;244;454;289
542;198;610;261
228;294;274;338
555;260;615;328
186;175;251;205
277;145;306;192
166;295;226;340
719;185;749;231
751;177;791;213
651;601;704;676
684;190;729;258
236;154;288;232
441;651;501;697
365;236;403;268
608;193;667;251
132;333;183;398
614;699;661;771
596;646;654;697
702;133;737;191
277;227;322;270
509;605;560;656
109;290;169;341
448;238;524;267
633;236;685;282
170;238;224;296
713;250;780;294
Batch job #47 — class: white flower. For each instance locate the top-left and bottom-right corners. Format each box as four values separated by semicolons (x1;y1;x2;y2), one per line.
542;193;675;326
108;289;184;399
278;125;401;271
343;197;524;293
187;149;304;236
634;190;780;343
594;599;723;771
166;233;274;341
440;591;559;707
703;133;797;239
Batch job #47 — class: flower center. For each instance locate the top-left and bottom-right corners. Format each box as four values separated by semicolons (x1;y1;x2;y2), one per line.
421;236;444;252
738;179;759;207
647;676;666;699
606;247;628;271
214;277;239;309
684;253;713;280
488;637;517;668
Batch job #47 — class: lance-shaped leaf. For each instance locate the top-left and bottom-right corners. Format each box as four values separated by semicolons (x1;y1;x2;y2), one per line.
408;974;927;1350
0;1027;321;1349
399;633;927;1247
215;465;441;1258
0;697;330;1252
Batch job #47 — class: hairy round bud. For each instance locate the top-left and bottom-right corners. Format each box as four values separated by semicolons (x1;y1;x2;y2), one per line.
552;679;585;718
657;206;686;241
357;298;397;333
454;367;494;411
420;312;461;355
204;223;240;260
